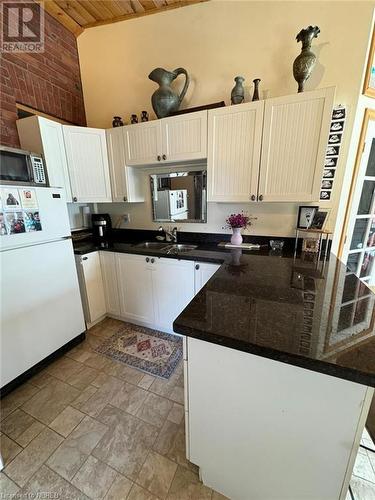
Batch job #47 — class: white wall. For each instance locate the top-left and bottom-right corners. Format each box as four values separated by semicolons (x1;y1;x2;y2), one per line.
79;0;375;236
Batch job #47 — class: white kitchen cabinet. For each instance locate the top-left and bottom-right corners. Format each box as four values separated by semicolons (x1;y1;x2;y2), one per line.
258;86;335;202
75;252;106;327
208;102;264;202
106;127;144;202
161;111;207;163
123;120;161;166
63;125;112;203
124;111;207;166
194;262;221;294
116;253;155;325
153;258;195;332
99;251;120;316
17;116;72;201
115;253;196;332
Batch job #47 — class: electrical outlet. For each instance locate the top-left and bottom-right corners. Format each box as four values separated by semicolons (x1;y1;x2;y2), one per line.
123;213;130;224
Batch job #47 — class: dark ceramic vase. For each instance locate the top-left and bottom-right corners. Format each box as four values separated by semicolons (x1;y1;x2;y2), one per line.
252;79;261;101
112;116;123;127
231;76;245;104
131;114;138;124
149;67;190;118
141;111;149;122
293;26;320;93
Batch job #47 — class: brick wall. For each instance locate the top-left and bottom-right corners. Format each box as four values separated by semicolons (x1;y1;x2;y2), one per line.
0;4;86;148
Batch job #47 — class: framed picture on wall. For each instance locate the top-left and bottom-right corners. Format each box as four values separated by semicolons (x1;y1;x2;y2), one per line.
363;25;375;98
297;206;319;229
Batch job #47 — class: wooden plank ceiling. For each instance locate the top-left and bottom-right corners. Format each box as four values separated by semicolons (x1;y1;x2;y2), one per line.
41;0;207;36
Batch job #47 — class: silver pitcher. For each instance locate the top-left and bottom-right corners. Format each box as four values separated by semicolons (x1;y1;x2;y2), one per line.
149;67;190;118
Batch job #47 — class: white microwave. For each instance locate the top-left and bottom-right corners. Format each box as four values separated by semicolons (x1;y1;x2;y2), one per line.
0;146;48;187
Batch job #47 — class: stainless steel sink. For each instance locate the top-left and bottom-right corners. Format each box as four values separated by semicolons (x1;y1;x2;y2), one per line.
134;242;169;249
163;244;198;254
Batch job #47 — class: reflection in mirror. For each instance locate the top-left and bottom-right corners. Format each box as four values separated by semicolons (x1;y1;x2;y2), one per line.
150;170;207;223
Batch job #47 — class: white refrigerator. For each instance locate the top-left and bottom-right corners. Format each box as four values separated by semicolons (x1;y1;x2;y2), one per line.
0;186;85;388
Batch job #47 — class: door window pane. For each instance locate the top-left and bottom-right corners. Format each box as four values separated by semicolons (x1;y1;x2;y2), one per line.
360;250;375;278
347;252;361;273
342;274;370;302
357;180;375;215
350;219;369;250
354;297;371;325
367;219;375;247
365;138;375;176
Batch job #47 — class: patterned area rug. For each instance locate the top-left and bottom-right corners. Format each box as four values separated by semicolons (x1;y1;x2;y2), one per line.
95;322;183;379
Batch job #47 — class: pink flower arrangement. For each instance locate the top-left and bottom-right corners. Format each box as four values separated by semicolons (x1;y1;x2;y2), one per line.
224;211;256;229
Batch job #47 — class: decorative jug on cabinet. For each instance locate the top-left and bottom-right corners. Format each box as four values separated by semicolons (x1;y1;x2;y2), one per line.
148;67;190;118
293;25;320;93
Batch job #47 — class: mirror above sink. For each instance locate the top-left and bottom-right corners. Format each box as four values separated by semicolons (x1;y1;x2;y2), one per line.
150;170;207;223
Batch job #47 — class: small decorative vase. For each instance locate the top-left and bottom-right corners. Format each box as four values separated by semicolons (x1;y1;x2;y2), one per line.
112;116;123;127
231;227;243;246
130;114;138;124
231;76;245;104
141;111;149;122
252;78;261;101
293;25;320;93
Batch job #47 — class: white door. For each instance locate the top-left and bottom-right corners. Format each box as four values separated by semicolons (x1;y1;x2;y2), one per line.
100;251;120;316
78;252;106;324
208;102;264;202
161;111;207;163
16;116;72;201
106;128;145;203
258;87;335;202
123;121;161;166
194;262;221;294
1;238;85;387
116;253;155;325
106;127;128;202
63;125;112;202
152;257;195;333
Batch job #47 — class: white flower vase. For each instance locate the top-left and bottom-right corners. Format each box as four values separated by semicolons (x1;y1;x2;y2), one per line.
231;227;243;246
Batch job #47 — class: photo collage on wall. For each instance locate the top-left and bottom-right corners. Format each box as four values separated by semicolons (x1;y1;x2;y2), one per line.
0;188;42;236
320;106;346;201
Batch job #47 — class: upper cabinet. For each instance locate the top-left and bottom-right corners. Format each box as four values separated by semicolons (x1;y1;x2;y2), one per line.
124;111;207;166
207;87;335;203
17;116;72;201
106;127;144;203
63;125;112;203
208;102;264;202
258;87;335;202
161;111;207;163
124;120;161;166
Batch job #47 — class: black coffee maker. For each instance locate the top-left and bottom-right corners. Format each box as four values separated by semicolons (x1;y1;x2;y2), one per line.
92;213;112;240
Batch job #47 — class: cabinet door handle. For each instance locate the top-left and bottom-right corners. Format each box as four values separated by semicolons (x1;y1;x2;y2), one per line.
123;196;127;202
195;264;200;270
73;196;77;202
157;155;161;161
146;257;150;263
250;194;256;201
162;154;167;161
259;194;264;201
82;256;88;260
151;258;155;264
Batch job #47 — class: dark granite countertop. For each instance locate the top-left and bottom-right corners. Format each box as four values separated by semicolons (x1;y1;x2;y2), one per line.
72;232;375;387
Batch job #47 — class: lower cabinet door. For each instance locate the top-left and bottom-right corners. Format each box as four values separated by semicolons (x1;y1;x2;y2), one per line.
79;251;106;325
194;262;221;294
99;251;120;316
116;253;155;325
152;258;195;333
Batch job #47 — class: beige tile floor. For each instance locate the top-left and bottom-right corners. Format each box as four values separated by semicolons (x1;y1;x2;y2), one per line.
0;318;227;500
0;317;372;500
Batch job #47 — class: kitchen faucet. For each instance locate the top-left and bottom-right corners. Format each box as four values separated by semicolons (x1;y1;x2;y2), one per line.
157;226;178;243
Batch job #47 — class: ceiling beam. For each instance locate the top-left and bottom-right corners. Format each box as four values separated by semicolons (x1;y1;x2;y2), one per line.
83;0;207;29
37;0;84;36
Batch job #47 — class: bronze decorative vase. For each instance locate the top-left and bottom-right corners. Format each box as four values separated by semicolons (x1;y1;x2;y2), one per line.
293;26;320;93
149;67;190;118
252;78;261;101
